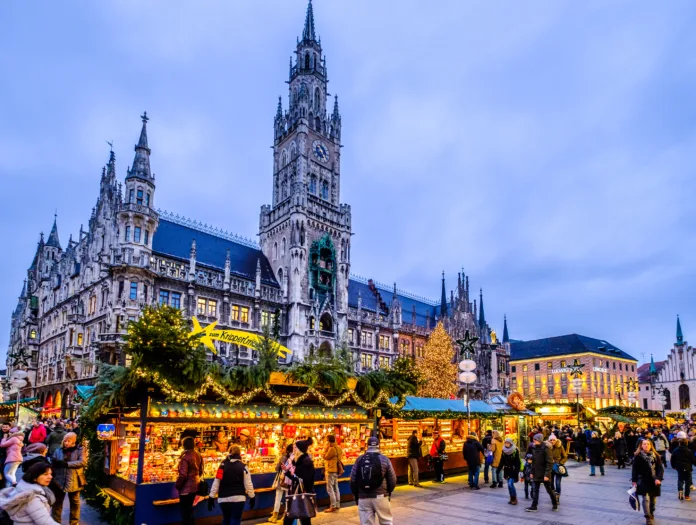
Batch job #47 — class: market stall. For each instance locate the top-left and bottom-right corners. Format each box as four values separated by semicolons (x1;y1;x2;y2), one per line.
100;397;374;525
0;398;39;426
380;396;500;479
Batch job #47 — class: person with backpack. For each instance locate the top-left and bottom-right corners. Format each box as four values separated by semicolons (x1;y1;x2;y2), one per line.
501;438;521;505
429;430;447;483
670;436;696;501
350;437;396;525
406;430;422;487
322;435;343;513
525;433;557;513
208;444;255;525
462;432;485;490
0;461;61;525
481;430;493;484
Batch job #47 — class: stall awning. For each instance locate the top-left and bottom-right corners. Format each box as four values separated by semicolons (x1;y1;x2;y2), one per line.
0;397;38;408
398;396;498;414
74;385;95;403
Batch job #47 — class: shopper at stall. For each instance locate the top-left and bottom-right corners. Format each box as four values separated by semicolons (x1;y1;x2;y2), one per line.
269;444;294;523
28;421;47;446
429;430;447;483
350;436;396;525
481;430;493;484
548;434;567;500
614;431;628;469
208;444;255;525
283;438;315;525
670;436;696;500
632;438;664;525
501;438;520;505
406;430;422;487
525;433;557;513
463;432;485;490
0;462;61;525
588;431;605;476
1;427;25;487
49;432;85;525
322;434;343;513
175;436;203;525
489;430;503;488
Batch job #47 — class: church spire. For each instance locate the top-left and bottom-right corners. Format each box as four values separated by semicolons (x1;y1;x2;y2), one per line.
126;112;153;182
676;315;684;345
440;272;448;318
478;288;486;329
302;0;316;42
649;354;657;376
503;315;509;343
46;214;61;249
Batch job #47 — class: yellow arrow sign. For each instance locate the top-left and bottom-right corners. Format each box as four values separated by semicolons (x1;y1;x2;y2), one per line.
190;318;291;358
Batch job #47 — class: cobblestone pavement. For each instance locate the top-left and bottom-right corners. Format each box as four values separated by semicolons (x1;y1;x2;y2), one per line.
61;497;106;525
248;460;695;525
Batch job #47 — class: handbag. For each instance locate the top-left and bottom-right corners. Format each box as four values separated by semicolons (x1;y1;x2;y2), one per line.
197;480;210;497
285;480;317;520
271;471;283;489
552;464;568;477
628;487;641;512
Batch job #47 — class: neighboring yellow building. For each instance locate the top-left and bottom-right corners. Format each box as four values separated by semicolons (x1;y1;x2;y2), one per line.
510;334;638;411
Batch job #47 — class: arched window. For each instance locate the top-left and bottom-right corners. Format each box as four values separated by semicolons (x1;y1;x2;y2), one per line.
281;238;286;256
290;143;297;158
305;53;310;69
679;384;691;410
309;317;315;330
319;313;333;332
278;268;283;286
321;180;329;200
664;389;672;410
273;242;278;260
281;151;288;167
318;341;332;358
309;176;317;194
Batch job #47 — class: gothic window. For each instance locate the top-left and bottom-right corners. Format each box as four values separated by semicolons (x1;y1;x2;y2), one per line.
309;112;314;129
282;150;288;167
273;242;278;260
305;53;310;69
315;88;321;111
290;143;297;158
281;238;286;256
129;282;138;301
144;230;149;246
134;227;141;243
125;226;131;242
321;180;329;200
315;117;321;131
663;389;672;410
136;189;143;205
129;189;134;203
281;179;287;200
278;267;283;285
146;192;151;207
319;313;333;332
300;223;305;245
309;176;317;194
318;341;332;358
679;384;691;410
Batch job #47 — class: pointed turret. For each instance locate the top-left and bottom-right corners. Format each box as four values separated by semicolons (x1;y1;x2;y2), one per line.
440;272;448;318
676;315;684;345
649;354;657;376
302;0;316;42
275;97;283;120
478;289;486;330
126;112;153;182
46;214;61;249
503;315;510;343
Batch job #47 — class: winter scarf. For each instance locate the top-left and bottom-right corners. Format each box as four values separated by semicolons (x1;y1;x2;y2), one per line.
502;442;517;456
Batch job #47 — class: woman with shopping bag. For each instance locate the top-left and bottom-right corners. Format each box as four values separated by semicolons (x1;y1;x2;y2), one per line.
283;438;316;525
632;439;664;525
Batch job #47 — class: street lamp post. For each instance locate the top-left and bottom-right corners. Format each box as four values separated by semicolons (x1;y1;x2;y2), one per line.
10;370;28;426
568;359;586;430
456;330;479;434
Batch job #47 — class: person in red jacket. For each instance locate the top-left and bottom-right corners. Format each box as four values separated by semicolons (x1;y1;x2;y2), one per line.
28;421;47;445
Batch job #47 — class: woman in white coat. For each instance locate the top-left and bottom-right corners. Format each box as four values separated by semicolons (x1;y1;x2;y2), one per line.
0;462;60;525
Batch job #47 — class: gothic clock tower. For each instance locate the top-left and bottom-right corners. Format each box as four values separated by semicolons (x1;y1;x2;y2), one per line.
259;0;351;361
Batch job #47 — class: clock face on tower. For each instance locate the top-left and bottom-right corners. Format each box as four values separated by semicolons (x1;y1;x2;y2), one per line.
312;140;330;162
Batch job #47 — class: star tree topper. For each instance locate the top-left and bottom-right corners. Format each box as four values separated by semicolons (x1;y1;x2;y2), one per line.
568;358;585;378
456;330;479;359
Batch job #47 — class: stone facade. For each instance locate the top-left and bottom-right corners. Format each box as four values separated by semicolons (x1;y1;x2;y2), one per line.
5;0;508;414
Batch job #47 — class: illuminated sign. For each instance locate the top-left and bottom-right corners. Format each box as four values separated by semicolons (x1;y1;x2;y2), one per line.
593;367;609;373
535;406;571;414
550;368;572;374
594;417;612;423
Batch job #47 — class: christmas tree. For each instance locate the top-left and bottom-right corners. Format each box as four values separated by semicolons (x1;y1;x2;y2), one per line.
417;322;457;399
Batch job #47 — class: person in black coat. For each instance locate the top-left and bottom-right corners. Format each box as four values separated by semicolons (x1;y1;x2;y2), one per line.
501;438;521;505
588;432;605;476
632;439;664;525
614;432;628;469
406;430;422;487
283;438;315;525
525;433;557;513
462;433;485;489
573;428;587;462
670;438;696;500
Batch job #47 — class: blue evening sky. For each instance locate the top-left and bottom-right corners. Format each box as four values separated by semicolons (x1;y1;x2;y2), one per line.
1;1;695;365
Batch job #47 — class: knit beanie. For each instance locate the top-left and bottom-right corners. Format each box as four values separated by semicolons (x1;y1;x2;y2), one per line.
533;433;544;443
25;443;47;455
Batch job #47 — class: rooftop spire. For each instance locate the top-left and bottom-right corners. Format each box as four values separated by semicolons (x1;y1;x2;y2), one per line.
126;112;153;181
440;272;448;318
649;354;657;376
503;315;509;343
276;96;283;119
478;288;486;329
302;0;316;42
676;315;684;345
46;214;61;249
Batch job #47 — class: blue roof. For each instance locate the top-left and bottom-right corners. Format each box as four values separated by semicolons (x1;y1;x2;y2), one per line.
348;279;437;328
399;396;498;414
510;334;637;362
152;219;279;287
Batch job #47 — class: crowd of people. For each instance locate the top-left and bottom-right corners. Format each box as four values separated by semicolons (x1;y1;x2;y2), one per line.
0;418;85;525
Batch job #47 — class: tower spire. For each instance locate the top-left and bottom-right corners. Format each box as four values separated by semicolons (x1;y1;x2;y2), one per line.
503;315;509;343
478;288;486;329
302;0;316;42
649;354;657;376
126;112;153;181
676;315;684;345
440;271;448;318
46;214;61;249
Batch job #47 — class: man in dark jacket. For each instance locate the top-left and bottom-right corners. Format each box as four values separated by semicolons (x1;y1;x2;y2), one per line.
463;433;485;489
44;421;67;457
670;437;696;500
350;437;397;525
406;430;422;487
482;429;493;483
525;433;557;513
